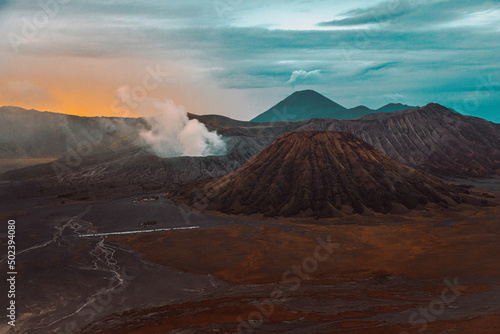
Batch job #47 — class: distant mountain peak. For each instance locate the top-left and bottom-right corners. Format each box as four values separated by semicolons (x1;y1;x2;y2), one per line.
410;103;455;114
385;103;408;107
290;89;320;95
376;103;417;113
279;90;344;107
251;91;418;122
424;102;447;109
287;89;332;99
251;90;347;123
350;105;373;112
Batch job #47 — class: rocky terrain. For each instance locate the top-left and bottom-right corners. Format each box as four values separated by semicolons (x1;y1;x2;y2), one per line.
1;94;499;334
299;103;500;178
170;131;492;217
1;102;499;203
0;106;144;159
76;193;500;334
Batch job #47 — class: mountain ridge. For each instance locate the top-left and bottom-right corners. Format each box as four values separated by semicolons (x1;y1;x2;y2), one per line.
251;90;418;122
297;103;500;177
1;103;498;202
376;103;416;113
170;131;490;217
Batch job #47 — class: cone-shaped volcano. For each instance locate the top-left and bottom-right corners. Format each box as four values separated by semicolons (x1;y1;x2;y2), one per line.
173;131;484;217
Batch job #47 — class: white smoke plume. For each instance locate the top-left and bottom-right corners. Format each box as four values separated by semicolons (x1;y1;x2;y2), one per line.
286;69;321;87
115;87;226;158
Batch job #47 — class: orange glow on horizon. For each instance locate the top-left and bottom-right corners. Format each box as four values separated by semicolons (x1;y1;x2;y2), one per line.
0;54;203;118
0;53;259;121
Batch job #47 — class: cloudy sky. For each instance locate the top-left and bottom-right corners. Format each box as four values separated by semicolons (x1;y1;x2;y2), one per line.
0;0;498;121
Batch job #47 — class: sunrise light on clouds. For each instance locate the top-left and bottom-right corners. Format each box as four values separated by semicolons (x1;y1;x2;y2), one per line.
0;0;498;121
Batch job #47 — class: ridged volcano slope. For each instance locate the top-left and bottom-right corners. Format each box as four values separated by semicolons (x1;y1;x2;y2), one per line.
173;131;486;217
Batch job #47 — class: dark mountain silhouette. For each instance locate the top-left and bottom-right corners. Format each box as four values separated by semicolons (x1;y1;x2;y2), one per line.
172;131;487;217
251;90;416;122
251;90;347;122
376;103;416;113
0;106;144;159
349;105;373;113
0;106;263;161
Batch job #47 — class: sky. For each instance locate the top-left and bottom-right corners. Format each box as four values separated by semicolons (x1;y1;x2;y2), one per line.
0;0;498;122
